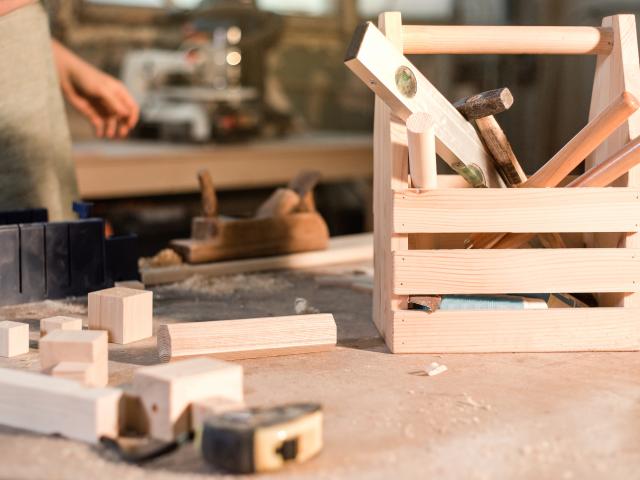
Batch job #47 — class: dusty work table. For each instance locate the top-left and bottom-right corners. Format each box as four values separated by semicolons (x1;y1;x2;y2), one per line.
73;132;373;200
1;266;639;479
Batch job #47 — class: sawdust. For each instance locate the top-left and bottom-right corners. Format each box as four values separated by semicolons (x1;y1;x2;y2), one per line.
138;248;183;269
167;273;293;296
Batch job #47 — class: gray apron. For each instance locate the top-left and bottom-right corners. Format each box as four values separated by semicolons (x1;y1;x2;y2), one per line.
0;2;78;220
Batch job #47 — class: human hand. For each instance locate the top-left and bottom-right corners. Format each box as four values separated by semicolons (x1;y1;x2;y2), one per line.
52;40;139;139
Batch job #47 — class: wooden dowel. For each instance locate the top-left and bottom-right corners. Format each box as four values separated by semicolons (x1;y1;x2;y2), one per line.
468;91;639;249
402;25;613;55
493;136;640;249
406;113;437;188
523;91;640;188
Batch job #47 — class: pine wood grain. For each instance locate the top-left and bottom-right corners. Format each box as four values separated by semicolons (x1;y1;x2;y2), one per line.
345;21;502;188
157;314;337;363
390;308;640;353
393;249;640;295
401;25;613;55
393;188;640;233
0;368;121;444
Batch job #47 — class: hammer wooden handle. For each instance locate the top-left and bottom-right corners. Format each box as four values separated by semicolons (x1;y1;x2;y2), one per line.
493;136;640;249
468;91;640;249
475;116;527;186
407;112;437;188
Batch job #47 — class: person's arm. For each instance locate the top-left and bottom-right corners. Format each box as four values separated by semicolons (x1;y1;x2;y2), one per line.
51;40;139;139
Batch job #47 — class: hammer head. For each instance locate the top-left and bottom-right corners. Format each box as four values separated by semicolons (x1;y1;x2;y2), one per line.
454;87;514;120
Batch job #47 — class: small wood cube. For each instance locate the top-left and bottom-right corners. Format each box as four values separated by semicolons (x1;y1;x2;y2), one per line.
0;321;29;357
40;330;108;387
40;316;82;337
88;287;153;344
51;361;92;385
132;358;243;441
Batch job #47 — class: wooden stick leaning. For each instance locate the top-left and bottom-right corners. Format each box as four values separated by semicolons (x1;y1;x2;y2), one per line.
467;90;640;249
491;135;640;249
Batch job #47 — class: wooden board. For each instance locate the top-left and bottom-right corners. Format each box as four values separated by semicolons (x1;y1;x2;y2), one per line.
157;314;337;362
390;308;640;353
371;12;411;341
393;249;640;294
73;134;373;199
401;25;613;55
142;233;372;286
345;21;502;188
170;212;329;264
0;368;121;444
393;188;640;233
587;15;640;308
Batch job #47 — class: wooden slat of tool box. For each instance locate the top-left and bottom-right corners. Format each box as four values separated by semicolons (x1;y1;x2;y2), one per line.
393;249;640;295
390;308;640;353
393;188;640;233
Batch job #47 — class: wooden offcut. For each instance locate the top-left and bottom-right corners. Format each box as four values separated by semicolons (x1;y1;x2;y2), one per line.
0;321;29;358
39;330;108;388
157;314;337;363
51;361;93;385
0;367;121;444
40;316;82;337
132;358;243;441
88;287;153;344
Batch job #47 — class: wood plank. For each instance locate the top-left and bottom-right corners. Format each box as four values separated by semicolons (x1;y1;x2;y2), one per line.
390;308;640;353
372;12;410;341
401;25;613;55
345;21;502;188
393;249;640;294
141;233;372;286
0;368;121;444
587;15;640;308
157;314;337;363
73;134;373;199
393;188;640;233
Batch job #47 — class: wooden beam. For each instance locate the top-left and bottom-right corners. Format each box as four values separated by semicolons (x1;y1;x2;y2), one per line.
401;25;613;55
345;21;502;188
0;368;121;444
390;308;640;353
393;249;640;295
157;314;337;363
393;188;640;233
141;233;372;286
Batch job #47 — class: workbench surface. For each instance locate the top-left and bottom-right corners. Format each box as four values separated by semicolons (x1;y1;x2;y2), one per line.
1;267;639;479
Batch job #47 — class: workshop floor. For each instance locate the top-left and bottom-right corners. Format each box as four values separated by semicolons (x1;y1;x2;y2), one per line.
1;268;639;479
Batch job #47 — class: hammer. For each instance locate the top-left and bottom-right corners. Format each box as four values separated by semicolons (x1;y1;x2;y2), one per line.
454;88;526;187
455;88;566;249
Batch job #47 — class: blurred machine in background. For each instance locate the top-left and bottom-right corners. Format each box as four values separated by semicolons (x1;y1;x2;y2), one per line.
121;0;289;142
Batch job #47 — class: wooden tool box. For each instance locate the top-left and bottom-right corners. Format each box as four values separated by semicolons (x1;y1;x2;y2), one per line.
370;13;640;353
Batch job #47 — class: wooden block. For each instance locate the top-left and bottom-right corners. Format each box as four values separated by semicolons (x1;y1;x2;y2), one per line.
0;367;121;444
191;396;245;431
40;316;82;337
393;249;640;295
51;361;92;385
0;321;29;358
132;358;243;441
88;287;153;344
40;330;108;387
157;314;337;363
114;280;146;290
391;308;640;353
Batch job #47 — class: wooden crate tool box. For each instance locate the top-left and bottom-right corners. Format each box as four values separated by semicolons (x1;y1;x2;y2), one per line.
365;12;640;353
